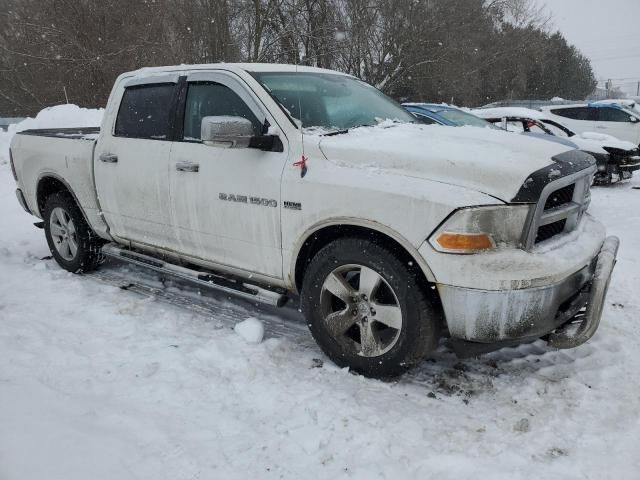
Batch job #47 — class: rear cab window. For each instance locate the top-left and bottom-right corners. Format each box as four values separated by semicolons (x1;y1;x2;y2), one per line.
115;83;176;140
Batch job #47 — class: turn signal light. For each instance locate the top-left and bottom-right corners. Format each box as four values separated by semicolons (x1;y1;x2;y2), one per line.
435;232;494;253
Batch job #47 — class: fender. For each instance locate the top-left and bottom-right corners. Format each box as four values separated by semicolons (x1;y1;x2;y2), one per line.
289;216;437;292
36;171;113;241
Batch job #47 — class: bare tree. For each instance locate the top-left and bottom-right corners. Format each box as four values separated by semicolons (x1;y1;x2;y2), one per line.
0;0;597;115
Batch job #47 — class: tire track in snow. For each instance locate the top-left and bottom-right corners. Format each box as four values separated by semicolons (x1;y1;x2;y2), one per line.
82;259;594;396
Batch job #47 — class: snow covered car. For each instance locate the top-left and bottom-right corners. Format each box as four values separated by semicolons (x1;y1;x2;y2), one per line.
540;103;640;147
9;64;619;377
405;103;583;151
403;103;500;129
474;107;640;185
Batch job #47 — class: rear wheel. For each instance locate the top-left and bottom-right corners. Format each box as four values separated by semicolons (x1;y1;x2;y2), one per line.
301;237;440;378
43;192;104;273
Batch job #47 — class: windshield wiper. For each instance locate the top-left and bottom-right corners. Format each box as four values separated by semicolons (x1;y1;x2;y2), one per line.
323;128;350;136
323;124;375;136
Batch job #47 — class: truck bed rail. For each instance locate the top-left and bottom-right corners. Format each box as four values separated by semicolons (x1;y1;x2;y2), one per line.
17;127;100;139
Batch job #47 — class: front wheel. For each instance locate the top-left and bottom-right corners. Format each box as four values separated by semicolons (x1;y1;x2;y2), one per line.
301;237;440;378
43;192;104;273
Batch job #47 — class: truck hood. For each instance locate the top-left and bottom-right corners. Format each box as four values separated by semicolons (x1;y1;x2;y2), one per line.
318;123;575;202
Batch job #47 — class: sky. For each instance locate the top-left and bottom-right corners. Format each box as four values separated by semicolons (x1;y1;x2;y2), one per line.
542;0;640;96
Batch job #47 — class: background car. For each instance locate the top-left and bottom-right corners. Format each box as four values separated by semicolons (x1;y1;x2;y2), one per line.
403;103;500;129
540;103;640;146
405;103;580;150
474;107;640;184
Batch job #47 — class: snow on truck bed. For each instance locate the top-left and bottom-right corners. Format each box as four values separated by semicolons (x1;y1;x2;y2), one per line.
2;107;640;479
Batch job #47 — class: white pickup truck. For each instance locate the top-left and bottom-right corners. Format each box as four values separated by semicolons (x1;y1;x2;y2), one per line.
10;63;619;377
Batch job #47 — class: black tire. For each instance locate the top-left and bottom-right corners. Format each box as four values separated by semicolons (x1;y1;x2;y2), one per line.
301;237;440;378
43;192;104;273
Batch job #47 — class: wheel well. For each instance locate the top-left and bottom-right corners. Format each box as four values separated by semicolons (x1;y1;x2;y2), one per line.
294;224;432;292
36;176;72;215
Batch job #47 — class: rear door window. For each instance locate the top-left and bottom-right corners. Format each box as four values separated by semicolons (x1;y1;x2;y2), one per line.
550;107;594;121
115;84;176;140
594;107;634;123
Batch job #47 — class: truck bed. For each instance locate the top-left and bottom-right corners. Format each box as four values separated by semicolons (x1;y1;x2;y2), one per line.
11;127;108;237
17;127;100;140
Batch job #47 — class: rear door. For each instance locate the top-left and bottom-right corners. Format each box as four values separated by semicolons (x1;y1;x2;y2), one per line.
95;76;179;249
545;106;597;134
167;71;289;279
592;107;640;143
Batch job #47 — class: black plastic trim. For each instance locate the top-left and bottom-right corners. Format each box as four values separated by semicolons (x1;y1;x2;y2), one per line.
17;127;101;138
511;150;596;203
173;76;189;141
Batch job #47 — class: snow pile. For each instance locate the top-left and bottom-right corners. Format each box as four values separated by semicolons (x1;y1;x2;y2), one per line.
0;104;104;163
234;317;265;344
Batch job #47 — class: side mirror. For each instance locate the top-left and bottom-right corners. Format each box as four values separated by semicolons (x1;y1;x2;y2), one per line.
201;116;254;148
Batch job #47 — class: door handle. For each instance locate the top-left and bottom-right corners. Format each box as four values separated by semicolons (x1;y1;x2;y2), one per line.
595;125;606;129
176;162;200;173
99;153;118;163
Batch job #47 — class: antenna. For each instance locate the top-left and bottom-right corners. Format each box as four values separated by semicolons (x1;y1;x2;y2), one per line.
294;35;308;178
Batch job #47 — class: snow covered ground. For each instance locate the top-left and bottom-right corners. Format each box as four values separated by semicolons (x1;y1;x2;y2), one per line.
1;117;640;479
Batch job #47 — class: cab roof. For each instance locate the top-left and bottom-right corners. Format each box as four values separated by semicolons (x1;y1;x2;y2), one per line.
123;63;352;78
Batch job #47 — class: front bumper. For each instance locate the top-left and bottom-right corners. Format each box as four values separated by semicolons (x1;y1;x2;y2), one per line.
437;236;619;346
620;161;640;173
547;236;619;348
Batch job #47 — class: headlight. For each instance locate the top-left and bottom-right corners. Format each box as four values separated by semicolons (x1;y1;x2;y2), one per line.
429;205;534;254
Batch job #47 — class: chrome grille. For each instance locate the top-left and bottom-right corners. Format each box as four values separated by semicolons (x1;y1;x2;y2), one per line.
525;169;594;248
543;184;575;210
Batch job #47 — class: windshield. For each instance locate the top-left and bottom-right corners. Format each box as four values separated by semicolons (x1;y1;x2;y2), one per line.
438;109;500;129
251;72;416;130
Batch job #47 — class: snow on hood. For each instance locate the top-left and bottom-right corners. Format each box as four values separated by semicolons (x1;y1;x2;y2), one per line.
317;123;573;201
575;132;637;152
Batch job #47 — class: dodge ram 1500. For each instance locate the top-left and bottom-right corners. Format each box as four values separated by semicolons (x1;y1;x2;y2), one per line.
10;64;619;377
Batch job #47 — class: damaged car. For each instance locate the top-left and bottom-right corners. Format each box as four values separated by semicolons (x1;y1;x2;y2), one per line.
473;107;640;185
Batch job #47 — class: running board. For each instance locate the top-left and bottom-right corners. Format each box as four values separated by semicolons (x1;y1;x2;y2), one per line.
101;243;289;307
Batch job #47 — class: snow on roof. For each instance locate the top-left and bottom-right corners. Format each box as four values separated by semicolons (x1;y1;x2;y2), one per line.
593;99;637;108
472;107;547;121
122;63;351;79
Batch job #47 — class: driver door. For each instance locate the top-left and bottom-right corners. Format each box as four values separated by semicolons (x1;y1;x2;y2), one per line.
168;71;289;279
